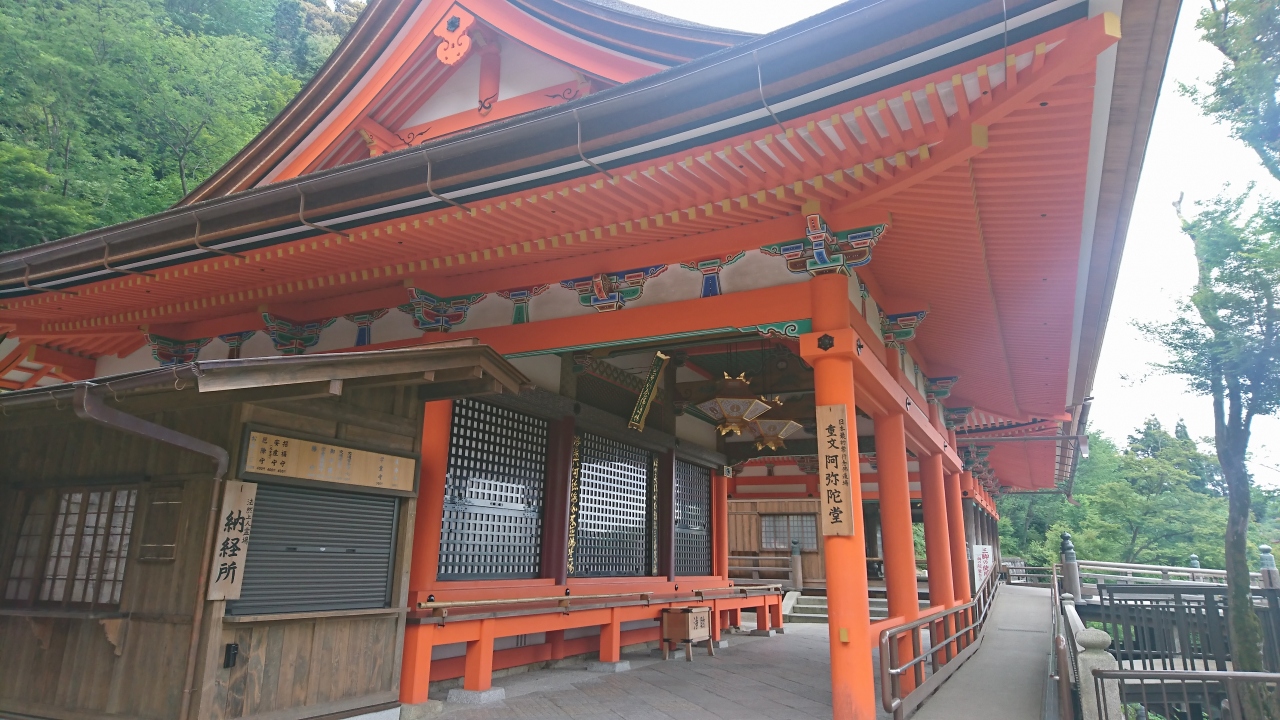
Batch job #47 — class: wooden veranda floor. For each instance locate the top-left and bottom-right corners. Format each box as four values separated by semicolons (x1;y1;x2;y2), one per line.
418;585;1052;719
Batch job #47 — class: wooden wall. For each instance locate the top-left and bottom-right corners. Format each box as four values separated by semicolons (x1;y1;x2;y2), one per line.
0;405;233;720
727;499;825;583
0;385;422;720
192;388;420;720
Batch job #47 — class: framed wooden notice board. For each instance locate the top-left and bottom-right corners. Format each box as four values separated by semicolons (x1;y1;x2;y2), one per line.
240;428;417;494
814;403;856;537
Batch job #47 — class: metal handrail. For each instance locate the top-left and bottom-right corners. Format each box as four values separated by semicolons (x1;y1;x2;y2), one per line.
1091;668;1280;720
878;570;1001;718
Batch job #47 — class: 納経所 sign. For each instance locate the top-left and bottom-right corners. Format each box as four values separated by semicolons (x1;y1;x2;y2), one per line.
207;480;257;601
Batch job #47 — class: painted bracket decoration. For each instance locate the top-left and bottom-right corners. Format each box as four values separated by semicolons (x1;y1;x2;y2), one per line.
926;376;960;400
882;311;927;349
680;252;745;298
261;313;336;355
760;215;887;277
433;4;475;65
497;285;549;324
943;406;973;429
399;288;486;332
217;331;255;360
628;351;669;432
344;309;389;346
147;334;211;365
560;265;666;312
959;444;992;471
739;320;812;340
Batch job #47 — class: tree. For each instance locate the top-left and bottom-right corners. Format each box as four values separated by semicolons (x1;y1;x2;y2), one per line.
1148;190;1280;701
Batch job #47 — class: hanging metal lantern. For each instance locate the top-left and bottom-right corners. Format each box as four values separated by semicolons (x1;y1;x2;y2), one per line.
696;372;773;436
749;418;803;451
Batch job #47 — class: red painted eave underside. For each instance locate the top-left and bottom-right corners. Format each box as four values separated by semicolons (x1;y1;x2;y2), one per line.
2;24;1106;491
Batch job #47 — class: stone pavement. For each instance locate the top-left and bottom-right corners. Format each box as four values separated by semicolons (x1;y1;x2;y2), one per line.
427;585;1052;719
913;584;1052;720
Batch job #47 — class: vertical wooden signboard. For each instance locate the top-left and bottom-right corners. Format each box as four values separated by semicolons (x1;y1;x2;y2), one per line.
207;480;258;601
815;404;856;537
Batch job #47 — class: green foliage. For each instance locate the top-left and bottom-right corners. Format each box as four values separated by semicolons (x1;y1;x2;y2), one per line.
0;0;360;251
998;421;1234;568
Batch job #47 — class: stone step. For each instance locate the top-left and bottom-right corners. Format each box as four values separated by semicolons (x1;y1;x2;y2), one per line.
790;605;828;615
784;612;829;624
795;597;828;607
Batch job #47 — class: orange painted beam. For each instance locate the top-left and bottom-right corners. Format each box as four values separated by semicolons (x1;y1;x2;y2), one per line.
409;400;452;603
462;281;811;357
874;411;919;692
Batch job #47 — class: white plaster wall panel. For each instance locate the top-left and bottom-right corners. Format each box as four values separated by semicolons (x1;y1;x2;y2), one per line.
494;632;547;650
239;329;283;359
720;251;807;296
431;642;466;660
497;40;579;99
527;282;589;324
674;365;705;383
619;265;697;310
508;354;560;393
458;292;509;331
95;343;156;376
309;317;358;353
402;53;482;128
374;308;425;344
200;338;232;361
0;337;18;359
675;413;717;451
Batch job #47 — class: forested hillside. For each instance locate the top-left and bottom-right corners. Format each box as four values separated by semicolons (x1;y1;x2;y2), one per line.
997;418;1280;569
0;0;364;251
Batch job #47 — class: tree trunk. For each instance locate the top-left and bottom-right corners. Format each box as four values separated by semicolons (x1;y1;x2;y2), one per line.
1218;431;1275;719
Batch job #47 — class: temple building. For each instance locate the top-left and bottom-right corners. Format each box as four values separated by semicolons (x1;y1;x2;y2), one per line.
0;0;1175;719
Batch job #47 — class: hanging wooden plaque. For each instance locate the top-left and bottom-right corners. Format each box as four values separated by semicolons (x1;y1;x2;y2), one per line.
208;480;257;600
814;404;857;537
243;430;416;492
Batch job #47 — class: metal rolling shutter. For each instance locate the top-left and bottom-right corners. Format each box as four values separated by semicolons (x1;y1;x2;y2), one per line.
675;460;712;576
227;484;397;616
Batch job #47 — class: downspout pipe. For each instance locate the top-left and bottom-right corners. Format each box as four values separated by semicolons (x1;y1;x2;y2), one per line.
72;383;228;720
73;383;229;478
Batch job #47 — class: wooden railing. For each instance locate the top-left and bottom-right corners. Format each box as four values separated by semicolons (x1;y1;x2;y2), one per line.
728;555;797;587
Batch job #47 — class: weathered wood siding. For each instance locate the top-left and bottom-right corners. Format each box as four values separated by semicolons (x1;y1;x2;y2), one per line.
727;499;825;582
0;405;232;720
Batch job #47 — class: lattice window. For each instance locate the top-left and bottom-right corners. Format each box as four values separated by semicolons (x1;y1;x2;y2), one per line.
4;492;54;602
761;514;817;552
675;460;712;576
571;433;652;577
437;399;548;579
23;487;138;607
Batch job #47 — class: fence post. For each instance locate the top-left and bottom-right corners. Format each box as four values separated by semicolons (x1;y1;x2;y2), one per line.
1189;553;1200;583
1261;545;1280;589
1076;628;1118;720
1061;533;1083;602
790;539;804;590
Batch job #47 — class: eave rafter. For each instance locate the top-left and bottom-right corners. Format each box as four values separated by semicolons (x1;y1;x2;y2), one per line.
2;14;1120;355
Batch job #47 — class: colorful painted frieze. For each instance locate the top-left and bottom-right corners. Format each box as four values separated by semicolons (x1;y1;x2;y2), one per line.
399;288;486;332
943;406;973;429
760;215;886;277
560;265;666;312
926;376;960;400
882;310;927;349
739;320;812;340
679;252;744;298
217;331;256;360
344;309;389;346
147;334;211;365
496;285;550;324
262;313;336;355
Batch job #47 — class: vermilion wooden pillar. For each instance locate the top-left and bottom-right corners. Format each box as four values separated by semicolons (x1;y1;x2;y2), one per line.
919;453;954;608
805;273;875;720
874;411;919;692
712;472;728;581
919;452;955;662
401;399;453;704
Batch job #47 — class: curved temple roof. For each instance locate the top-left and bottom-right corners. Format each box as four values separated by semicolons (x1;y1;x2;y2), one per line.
0;0;1181;492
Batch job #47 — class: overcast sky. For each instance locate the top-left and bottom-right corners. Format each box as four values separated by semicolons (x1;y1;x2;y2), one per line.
626;0;1280;487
